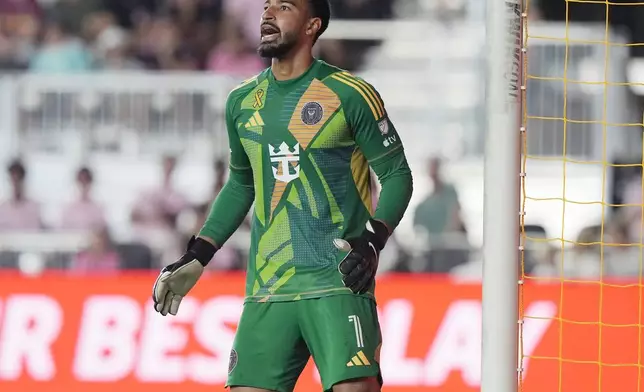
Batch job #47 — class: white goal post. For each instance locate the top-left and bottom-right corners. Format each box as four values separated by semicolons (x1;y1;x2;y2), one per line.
481;1;523;392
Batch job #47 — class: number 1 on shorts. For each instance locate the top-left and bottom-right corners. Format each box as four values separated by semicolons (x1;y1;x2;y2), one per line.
348;315;364;348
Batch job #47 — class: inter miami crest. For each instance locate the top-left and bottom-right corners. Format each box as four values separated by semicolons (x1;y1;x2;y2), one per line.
301;101;324;125
228;349;238;374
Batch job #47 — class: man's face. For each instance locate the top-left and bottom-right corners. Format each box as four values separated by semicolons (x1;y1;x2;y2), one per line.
8;169;23;188
77;171;92;191
258;0;309;58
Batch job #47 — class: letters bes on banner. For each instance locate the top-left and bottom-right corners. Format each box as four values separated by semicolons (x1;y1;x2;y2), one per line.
0;274;642;392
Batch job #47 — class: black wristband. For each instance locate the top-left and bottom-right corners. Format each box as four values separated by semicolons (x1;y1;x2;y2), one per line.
368;219;390;251
187;236;218;266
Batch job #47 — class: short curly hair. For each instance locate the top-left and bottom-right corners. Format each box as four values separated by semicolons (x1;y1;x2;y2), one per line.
308;0;331;42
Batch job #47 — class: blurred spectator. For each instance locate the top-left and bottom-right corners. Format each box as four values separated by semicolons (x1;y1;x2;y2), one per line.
102;0;159;30
0;0;40;14
29;19;93;73
0;1;40;70
533;225;602;279
131;155;188;230
522;225;557;277
133;16;194;70
0;159;42;231
49;0;103;36
172;45;200;70
97;29;143;70
413;158;469;273
207;17;264;77
69;227;121;274
168;0;221;67
565;225;602;278
83;11;142;70
131;155;187;265
223;0;263;46
60;166;106;231
414;158;463;237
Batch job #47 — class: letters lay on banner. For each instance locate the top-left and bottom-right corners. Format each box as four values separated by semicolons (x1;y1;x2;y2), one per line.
0;273;640;392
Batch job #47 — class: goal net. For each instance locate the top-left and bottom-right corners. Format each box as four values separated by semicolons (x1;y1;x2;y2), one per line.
520;0;644;391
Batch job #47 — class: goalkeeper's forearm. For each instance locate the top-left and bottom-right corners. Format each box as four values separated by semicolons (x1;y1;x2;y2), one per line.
198;167;255;247
371;150;413;233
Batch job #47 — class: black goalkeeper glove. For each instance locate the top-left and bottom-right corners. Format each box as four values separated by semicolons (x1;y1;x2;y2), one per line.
333;219;390;294
152;236;217;316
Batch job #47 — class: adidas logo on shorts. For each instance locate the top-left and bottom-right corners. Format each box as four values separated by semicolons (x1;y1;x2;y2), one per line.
346;350;371;367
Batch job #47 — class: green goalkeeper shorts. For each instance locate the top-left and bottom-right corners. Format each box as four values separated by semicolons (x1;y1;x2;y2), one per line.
226;295;382;392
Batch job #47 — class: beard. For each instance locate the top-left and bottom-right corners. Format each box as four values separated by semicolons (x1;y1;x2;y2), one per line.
257;31;298;59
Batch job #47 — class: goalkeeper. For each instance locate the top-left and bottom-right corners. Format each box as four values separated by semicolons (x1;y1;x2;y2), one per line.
152;0;413;391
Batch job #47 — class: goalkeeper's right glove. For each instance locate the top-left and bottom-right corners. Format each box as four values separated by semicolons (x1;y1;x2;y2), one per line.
152;236;217;316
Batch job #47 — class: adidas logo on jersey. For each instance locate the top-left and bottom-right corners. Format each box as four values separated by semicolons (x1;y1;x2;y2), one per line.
245;112;264;132
346;350;371;367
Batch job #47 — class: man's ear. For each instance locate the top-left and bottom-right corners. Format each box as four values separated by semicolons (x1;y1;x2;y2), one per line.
306;17;321;37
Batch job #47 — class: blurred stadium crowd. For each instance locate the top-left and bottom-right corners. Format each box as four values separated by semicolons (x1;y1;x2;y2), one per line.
0;154;246;272
5;150;644;281
3;0;644;281
0;0;392;74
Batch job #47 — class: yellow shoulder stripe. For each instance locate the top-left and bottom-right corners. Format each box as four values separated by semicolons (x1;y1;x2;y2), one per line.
331;73;383;120
230;76;258;95
340;72;385;117
336;72;384;119
240;75;258;87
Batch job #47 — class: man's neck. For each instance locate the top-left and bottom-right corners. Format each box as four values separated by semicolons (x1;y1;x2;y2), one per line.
271;48;314;81
12;191;24;202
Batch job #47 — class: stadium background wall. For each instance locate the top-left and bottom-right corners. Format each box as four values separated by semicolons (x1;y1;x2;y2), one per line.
0;273;638;392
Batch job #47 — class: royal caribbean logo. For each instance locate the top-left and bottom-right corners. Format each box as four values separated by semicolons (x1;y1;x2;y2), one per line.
269;142;301;183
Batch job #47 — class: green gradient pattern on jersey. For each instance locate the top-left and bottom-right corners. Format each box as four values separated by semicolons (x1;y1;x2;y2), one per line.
226;60;404;302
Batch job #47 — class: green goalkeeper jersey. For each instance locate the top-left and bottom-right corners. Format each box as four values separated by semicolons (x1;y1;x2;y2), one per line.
223;59;410;303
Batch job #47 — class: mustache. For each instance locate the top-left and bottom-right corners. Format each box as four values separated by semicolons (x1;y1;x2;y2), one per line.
261;22;280;32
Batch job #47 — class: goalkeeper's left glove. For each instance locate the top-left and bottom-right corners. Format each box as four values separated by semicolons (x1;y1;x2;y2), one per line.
152;236;217;316
333;219;390;294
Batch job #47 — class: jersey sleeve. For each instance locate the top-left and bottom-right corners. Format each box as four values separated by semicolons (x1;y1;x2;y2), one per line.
343;79;403;165
198;91;255;246
341;77;413;231
226;92;252;172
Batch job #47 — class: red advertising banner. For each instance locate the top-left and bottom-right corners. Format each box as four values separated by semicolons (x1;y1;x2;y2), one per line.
0;273;641;392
